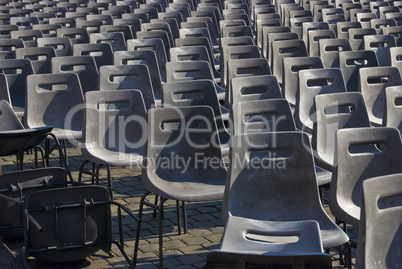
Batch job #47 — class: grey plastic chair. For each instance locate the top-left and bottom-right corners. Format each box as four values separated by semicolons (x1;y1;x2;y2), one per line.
75;19;103;35
308;29;337;57
348;28;376;51
0;168;69;241
56;27;89;45
224;131;351;267
114;50;162;102
370;18;397;34
165;61;226;102
127;38;167;83
23;185;138;268
35;37;72;57
141;22;174;48
0;59;34;117
136;30;171;60
364;34;396;66
24;73;84;144
301;22;329;51
359;66;402;126
329;127;402;228
290;17;314;39
15;47;56;74
49;17;76;28
79;90;147;193
356;173;402;269
266;32;299;69
312;92;371;172
231;99;295;135
319;38;352;68
261;26;291;59
0;39;24;60
339;50;379;92
282;56;323;107
384;86;402;134
73;43;114;69
134;106;227;269
99;64;156;111
90;32;127;52
383;25;402;46
162;80;230;154
271;39;308;85
51;55;99;95
205;217;331;268
230;75;282;105
336;21;362;39
113;18;141;39
295;68;347;133
10;29;43;48
0;25;19;40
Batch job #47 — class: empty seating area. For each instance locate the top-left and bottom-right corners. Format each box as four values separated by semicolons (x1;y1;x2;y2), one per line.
0;0;402;268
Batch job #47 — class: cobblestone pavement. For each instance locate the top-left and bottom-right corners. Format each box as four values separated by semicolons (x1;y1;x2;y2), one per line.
0;143;358;268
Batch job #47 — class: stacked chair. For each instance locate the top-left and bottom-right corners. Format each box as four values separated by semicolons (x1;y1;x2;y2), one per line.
1;0;402;268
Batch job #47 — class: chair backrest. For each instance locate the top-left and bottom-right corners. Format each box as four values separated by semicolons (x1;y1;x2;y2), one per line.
271;39;308;84
232;99;296;135
73;43;113;69
308;29;336;57
143;106;226;192
266;32;298;68
10;29;43;48
301;22;329;50
82;89;147;161
141;22;174;48
290;16;313;39
57;27;89;45
339;50;379;92
24;185;112;262
100;24;134;42
32;24;61;38
261;26;291;59
336;21;361;39
230;75;282;105
166;60;215;83
90;32;127;52
24;73;84;138
0;39;24;60
329;127;402;227
312;92;371;169
15;47;56;74
364;34;396;66
37;37;73;57
99;64;155;111
220;45;261;90
356;173;402;269
51;55;99;95
127;38;167;82
114;50;162;100
348;28;376;50
359;66;402;126
136;30;171;60
169;45;215;74
161;79;230;144
384;86;402;134
0;59;34;117
319;38;352;68
255;18;281;48
382;25;402;46
282;56;323;106
295;68;347;133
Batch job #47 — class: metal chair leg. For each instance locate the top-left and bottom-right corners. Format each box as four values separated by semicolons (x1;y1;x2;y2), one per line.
134;191;152;266
158;198;168;269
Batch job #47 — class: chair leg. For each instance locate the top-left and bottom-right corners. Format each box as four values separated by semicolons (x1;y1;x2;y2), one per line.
182;201;187;234
78;160;90;183
134;191;152;266
158;197;168;269
176;201;182;235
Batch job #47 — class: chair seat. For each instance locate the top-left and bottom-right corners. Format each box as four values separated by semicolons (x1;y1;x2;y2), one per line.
51;129;82;140
82;148;144;167
320;226;350;250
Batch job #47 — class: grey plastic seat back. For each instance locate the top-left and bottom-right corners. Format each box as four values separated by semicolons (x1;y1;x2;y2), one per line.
336;21;362;39
364;34;396;66
82;90;147;165
166;60;215;83
231;75;282;105
272;39;308;85
308;29;336;57
312;92;371;170
90;32;127;52
114;50;162;100
301;22;329;50
329;127;402;227
226;58;271;106
0;25;19;40
319;38;352;68
255;17;281;48
100;24;134;42
51;55;99;95
0;168;68;239
56;27;89;45
36;37;72;57
359;66;402;126
261;26;291;59
383;25;402;46
225;131;349;250
175;36;220;69
127;38;167;82
0;59;34;117
290;16;313;39
113;18;141;39
141;22;174;48
220;45;261;90
10;29;43;48
99;64;155;111
232;98;295;135
143;106;226;200
266;32;299;69
295;68;347;133
136;30;171;60
0;39;24;60
162;80;230;145
49;17;76;28
73;43;113;69
339;50;379;92
370;18;397;34
24;73;84;139
282;56;323;106
32;24;61;38
348;28;376;50
15;47;55;74
384;86;402;134
356;173;402;269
